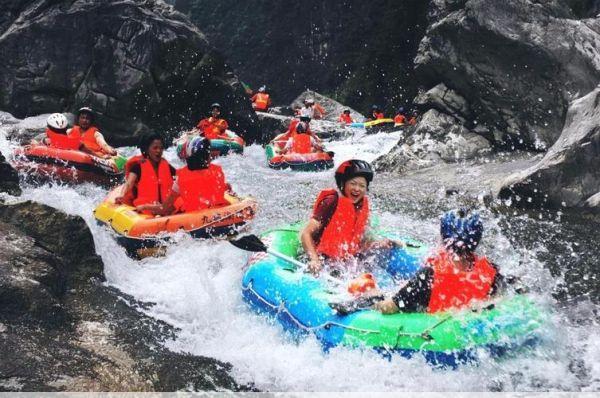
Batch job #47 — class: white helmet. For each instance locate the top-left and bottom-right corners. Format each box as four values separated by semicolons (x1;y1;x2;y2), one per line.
47;113;68;131
258;85;266;93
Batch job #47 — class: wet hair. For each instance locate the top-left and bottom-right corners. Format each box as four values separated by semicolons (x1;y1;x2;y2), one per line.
186;149;210;170
138;133;164;157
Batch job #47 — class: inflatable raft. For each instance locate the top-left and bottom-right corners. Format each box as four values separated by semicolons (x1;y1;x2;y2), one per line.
241;225;544;367
94;188;257;257
209;130;245;156
13;145;126;185
265;134;334;171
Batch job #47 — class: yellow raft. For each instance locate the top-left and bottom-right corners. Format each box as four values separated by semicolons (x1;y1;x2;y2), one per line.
94;187;257;257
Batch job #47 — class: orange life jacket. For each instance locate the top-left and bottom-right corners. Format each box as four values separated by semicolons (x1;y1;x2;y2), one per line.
314;189;369;259
290;133;313;154
253;93;270;111
339;113;353;124
197;117;229;139
408;117;417;126
132;158;174;208
46;128;81;150
72;125;103;154
176;164;228;212
313;103;326;119
427;250;496;313
374;112;385;120
394;114;406;125
124;155;144;178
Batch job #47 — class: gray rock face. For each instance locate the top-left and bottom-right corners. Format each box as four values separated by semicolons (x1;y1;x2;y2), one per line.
0;152;21;196
0;201;243;391
0;0;259;146
498;86;600;210
374;109;491;173
291;91;365;123
415;0;600;149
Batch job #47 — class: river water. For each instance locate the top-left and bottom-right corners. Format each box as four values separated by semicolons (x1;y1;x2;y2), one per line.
1;123;599;392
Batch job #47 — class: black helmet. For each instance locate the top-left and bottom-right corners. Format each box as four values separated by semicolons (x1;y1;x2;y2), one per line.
343;109;351;114
211;103;221;109
138;132;164;157
334;159;374;191
299;116;311;123
77;106;95;121
440;208;483;253
185;136;211;170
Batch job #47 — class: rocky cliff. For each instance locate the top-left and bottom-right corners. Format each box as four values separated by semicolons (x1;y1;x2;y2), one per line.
182;0;429;113
0;0;259;145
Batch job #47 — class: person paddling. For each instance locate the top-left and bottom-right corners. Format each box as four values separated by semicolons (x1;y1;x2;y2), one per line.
135;136;230;215
251;85;272;112
72;107;117;158
114;133;176;214
300;159;398;275
373;209;504;314
196;103;229;140
338;109;354;124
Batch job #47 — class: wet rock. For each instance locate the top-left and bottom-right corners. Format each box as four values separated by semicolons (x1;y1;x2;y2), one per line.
0;201;243;391
0;201;104;287
498;86;600;210
291;91;365;123
374;109;491;172
0;0;259;146
415;0;600;149
0;152;21;196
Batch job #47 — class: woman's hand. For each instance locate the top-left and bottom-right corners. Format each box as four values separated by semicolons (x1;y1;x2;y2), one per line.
307;257;323;275
373;298;399;314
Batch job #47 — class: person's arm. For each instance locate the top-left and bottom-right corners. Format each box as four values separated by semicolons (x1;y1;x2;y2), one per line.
94;131;117;155
300;218;323;275
135;191;178;216
114;172;138;204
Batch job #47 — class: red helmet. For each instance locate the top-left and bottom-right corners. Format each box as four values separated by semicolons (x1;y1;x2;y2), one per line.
335;159;374;190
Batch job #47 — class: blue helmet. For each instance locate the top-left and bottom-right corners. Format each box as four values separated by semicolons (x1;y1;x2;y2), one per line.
440;209;483;252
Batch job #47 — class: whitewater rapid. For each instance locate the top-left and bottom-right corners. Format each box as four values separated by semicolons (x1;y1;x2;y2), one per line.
1;123;599;392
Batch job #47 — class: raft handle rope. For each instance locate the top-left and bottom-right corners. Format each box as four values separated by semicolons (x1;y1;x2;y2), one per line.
243;279;380;335
393;315;452;346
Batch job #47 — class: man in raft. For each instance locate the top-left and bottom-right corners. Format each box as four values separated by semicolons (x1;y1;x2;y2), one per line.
338;109;354;124
71;107;117;158
251;85;272;112
114;133;176;214
300;159;399;275
134;136;230;215
369;105;385;121
373;209;504;314
196;103;230;140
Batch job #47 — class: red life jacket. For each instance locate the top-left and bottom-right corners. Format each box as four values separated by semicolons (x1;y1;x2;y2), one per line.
197;117;229;139
132;158;174;208
46;128;81;150
394;114;406;125
427;250;496;313
339;113;353;124
290;133;312;154
408;117;417;126
72;125;103;155
176;164;228;212
314;189;369;259
374;112;385;120
253;93;270;111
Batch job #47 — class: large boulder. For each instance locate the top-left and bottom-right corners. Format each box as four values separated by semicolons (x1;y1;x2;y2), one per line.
0;200;243;391
291;91;365;123
498;86;600;210
374;109;491;172
414;0;600;149
0;0;259;145
0;152;21;196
